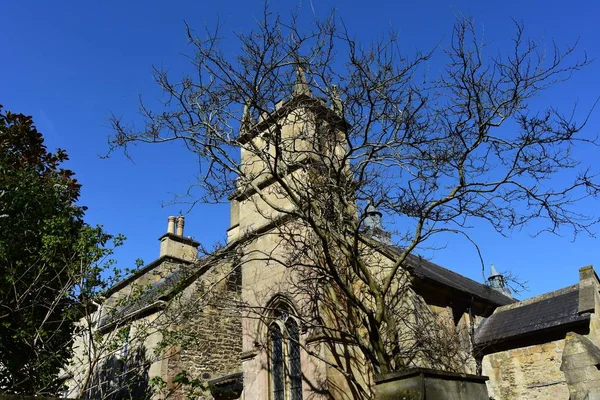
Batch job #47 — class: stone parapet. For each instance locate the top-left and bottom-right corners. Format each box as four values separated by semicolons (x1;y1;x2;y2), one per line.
375;368;489;400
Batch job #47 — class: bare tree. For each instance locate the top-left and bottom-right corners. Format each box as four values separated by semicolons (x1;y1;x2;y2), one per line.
108;5;598;393
69;283;155;399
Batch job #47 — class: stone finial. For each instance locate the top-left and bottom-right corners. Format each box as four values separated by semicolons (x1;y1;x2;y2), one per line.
293;63;312;97
364;202;383;229
241;103;255;132
331;84;343;116
176;216;185;236
167;216;176;234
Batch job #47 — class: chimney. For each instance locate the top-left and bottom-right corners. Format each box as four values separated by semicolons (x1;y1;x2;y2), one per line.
176;216;185;236
159;215;199;262
167;216;176;234
578;265;599;314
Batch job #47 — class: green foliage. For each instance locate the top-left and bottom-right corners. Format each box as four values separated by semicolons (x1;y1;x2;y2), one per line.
171;370;207;397
0;106;121;395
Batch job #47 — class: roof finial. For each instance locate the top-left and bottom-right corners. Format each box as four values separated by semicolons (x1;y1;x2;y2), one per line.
240;102;256;132
487;264;512;298
293;60;312;97
331;84;343;116
490;264;501;278
363;201;392;245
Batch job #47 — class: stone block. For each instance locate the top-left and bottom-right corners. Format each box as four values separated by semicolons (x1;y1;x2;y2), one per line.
375;368;489;400
561;332;600;400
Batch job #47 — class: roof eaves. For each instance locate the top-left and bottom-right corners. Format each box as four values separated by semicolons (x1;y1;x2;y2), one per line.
475;313;590;351
98;300;167;333
474;286;589;349
98;245;239;331
361;237;514;306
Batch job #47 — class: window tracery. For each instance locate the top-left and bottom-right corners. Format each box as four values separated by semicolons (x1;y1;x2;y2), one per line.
268;305;303;400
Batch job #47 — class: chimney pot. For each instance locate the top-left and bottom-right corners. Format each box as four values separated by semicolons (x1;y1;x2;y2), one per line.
167;216;176;234
176;216;185;236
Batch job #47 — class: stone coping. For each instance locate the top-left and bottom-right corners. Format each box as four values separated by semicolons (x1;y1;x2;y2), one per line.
158;232;201;246
208;371;243;386
374;368;489;384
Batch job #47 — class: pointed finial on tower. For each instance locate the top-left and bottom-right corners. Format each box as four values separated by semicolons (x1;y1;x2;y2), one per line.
293;61;312;97
331;85;343;116
490;264;501;278
240;102;255;132
366;201;382;219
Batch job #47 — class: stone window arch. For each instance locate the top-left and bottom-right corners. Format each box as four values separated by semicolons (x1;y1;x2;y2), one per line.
268;303;303;400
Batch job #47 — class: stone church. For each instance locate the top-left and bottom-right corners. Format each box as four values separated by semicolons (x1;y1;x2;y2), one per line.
66;75;600;400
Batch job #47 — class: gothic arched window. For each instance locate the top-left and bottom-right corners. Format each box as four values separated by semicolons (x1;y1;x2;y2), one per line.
269;309;303;400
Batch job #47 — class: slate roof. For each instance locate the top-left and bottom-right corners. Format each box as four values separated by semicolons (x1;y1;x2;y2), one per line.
105;254;193;297
100;235;514;330
383;244;514;306
98;265;194;330
96;250;227;331
474;285;590;346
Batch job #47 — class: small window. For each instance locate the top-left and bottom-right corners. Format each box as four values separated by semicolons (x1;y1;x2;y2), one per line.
269;309;303;400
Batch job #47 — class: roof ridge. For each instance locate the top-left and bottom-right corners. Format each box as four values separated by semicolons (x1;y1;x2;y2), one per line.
409;254;485;285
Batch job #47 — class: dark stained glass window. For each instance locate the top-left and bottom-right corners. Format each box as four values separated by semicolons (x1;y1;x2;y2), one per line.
286;318;302;400
269;305;303;400
271;323;285;400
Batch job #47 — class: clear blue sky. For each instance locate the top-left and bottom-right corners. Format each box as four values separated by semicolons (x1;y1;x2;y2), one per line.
2;0;599;298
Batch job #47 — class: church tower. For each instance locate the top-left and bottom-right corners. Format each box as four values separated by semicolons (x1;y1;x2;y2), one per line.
229;67;353;400
226;67;347;244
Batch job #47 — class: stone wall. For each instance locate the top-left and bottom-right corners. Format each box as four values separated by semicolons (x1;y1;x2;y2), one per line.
164;263;243;399
561;332;600;400
482;339;569;400
176;302;242;395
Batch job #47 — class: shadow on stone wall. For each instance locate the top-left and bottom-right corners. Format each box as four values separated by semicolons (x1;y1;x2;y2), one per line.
86;346;152;400
0;396;71;400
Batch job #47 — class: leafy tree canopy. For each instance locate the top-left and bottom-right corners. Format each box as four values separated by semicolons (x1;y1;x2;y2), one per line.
0;106;121;395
